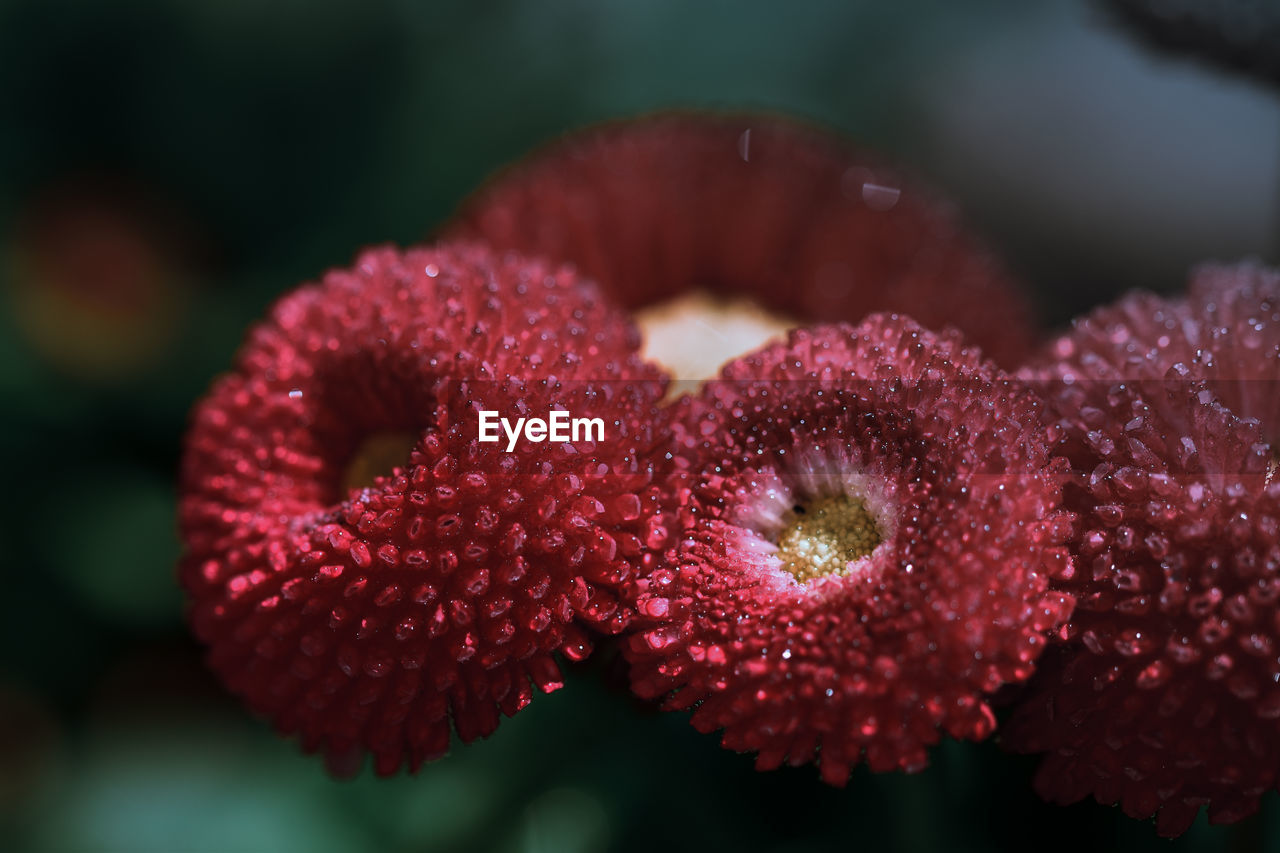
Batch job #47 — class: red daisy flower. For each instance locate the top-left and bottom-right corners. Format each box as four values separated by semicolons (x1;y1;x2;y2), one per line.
179;243;671;775
442;113;1037;368
624;317;1074;783
1004;262;1280;836
8;177;194;382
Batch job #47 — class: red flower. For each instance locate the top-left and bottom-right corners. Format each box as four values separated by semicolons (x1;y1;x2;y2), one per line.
1004;262;1280;836
442;113;1037;367
624;317;1074;783
9;178;194;381
179;243;670;775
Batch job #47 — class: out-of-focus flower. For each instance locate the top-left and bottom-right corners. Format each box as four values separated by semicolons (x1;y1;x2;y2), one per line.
625;317;1073;783
442;113;1038;368
1105;0;1280;88
5;179;194;382
1005;262;1280;836
179;243;671;775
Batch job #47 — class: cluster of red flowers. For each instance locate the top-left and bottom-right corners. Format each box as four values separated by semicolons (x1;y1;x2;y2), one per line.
179;114;1280;836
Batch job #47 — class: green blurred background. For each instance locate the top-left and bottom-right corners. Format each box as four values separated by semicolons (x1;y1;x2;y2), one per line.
2;1;1278;851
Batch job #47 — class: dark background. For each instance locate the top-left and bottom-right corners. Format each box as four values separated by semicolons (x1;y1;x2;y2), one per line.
2;1;1278;851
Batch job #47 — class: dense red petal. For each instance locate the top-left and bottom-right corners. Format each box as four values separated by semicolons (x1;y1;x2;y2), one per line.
442;113;1037;366
1006;262;1280;835
625;317;1073;782
179;243;671;774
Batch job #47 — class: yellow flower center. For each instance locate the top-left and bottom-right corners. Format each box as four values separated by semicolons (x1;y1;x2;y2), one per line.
776;494;882;582
342;431;418;493
635;290;794;399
